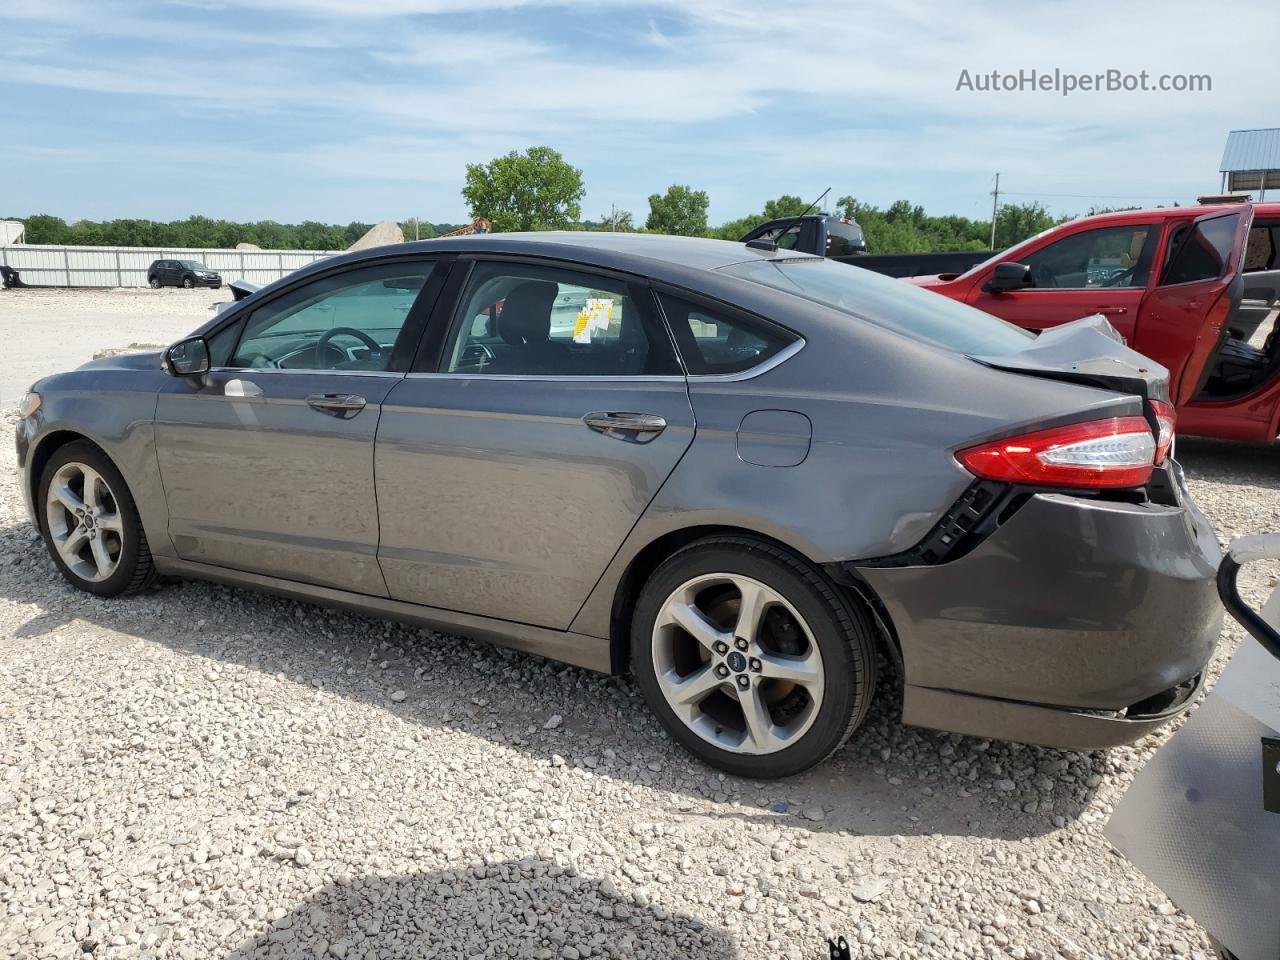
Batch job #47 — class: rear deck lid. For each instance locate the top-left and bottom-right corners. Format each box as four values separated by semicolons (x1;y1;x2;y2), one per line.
972;313;1170;402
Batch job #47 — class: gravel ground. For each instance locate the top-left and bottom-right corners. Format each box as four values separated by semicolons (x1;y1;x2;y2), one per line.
0;288;224;408
1;291;1278;960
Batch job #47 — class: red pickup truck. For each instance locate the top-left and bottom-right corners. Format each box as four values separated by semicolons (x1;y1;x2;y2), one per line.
910;203;1280;444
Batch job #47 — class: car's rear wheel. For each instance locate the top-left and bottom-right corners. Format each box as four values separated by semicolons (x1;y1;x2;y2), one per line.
38;442;157;598
182;276;194;289
632;536;877;778
148;276;162;288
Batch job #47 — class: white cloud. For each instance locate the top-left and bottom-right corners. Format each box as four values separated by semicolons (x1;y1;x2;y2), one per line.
4;0;1275;220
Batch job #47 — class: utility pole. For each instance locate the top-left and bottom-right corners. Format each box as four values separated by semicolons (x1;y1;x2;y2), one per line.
412;217;419;241
989;173;1000;250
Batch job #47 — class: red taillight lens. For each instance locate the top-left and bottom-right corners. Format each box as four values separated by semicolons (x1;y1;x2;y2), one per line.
957;417;1157;489
1149;400;1175;464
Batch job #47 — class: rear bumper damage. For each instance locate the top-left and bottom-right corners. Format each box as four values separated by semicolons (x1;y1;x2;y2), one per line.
850;461;1222;750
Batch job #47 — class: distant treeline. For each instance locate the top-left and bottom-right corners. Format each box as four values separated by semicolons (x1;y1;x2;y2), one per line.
7;215;468;250
8;199;1114;254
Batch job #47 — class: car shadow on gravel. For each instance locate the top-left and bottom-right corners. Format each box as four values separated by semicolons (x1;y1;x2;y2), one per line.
1177;437;1280;488
221;858;739;960
1;521;1111;844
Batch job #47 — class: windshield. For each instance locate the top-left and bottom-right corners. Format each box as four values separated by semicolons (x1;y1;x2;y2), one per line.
180;260;208;270
720;257;1035;357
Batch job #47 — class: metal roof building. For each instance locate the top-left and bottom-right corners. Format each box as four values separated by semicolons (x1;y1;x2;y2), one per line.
1219;128;1280;199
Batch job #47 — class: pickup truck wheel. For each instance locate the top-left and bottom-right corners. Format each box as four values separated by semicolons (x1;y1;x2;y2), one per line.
632;536;877;778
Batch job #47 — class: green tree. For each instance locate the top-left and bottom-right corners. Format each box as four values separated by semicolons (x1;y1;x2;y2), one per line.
461;146;585;233
993;201;1056;250
645;185;709;236
709;194;813;241
20;215;71;244
762;195;809;220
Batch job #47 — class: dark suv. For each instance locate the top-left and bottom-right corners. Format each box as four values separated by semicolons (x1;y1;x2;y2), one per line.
147;259;222;289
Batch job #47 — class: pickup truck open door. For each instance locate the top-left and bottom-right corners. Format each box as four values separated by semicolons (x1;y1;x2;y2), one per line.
1131;205;1254;406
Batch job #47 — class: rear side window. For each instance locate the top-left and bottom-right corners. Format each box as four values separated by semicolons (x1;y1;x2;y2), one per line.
657;293;797;375
1161;214;1239;285
1245;225;1276;271
720;257;1035;357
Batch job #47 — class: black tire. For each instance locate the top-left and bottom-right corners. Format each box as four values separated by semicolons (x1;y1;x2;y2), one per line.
631;535;877;778
181;275;194;289
148;276;162;288
37;441;157;598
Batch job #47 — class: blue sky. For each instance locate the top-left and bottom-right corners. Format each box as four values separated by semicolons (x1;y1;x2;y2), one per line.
3;0;1276;227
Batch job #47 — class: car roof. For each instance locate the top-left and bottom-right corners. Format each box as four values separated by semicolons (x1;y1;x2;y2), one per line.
279;231;819;289
1056;203;1253;229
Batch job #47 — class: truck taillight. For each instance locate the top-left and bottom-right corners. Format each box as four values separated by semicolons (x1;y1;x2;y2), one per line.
957;417;1156;489
1149;400;1175;464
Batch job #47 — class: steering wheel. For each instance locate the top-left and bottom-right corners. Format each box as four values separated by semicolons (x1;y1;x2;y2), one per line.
315;327;384;367
1101;265;1137;288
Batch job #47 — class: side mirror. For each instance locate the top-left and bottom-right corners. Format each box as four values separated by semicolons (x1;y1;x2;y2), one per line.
163;336;210;377
984;261;1033;294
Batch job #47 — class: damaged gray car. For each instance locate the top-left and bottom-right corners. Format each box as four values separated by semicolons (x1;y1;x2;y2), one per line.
15;233;1221;777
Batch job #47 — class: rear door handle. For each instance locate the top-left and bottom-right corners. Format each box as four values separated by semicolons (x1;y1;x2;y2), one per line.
583;411;667;441
306;393;367;418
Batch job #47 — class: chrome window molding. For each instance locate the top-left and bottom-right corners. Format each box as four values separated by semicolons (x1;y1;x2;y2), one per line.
400;338;803;384
204;366;408;379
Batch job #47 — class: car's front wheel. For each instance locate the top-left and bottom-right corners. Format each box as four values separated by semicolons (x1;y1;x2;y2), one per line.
181;275;194;288
38;441;157;597
632;536;877;778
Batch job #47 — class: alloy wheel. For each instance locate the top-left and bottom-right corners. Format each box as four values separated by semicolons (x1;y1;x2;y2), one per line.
651;573;825;755
44;461;124;583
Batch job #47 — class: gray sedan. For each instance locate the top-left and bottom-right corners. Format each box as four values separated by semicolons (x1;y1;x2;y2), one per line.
14;233;1222;778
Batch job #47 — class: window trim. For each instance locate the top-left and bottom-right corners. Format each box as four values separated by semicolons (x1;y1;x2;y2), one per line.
411;254;682;379
1012;222;1160;293
210;255;447;375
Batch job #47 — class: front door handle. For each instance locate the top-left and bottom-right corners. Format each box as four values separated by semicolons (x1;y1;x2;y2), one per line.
583;411;667;442
306;393;367;418
1094;305;1128;315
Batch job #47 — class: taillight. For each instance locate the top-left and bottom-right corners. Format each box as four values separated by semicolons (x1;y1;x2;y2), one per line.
957;417;1156;489
1149;400;1175;464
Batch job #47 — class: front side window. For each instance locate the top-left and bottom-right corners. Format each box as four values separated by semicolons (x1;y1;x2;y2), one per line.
1021;225;1153;289
658;293;797;375
228;260;433;370
441;262;677;376
1161;214;1241;286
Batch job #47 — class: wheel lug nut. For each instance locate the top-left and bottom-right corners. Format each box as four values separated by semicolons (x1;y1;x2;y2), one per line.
715;664;730;678
749;657;761;672
734;637;748;651
736;675;750;690
713;640;728;655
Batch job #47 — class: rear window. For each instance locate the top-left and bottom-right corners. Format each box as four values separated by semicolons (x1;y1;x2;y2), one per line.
825;220;866;257
720;257;1036;357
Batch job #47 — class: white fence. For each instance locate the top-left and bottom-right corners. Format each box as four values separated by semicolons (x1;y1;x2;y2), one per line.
0;244;341;289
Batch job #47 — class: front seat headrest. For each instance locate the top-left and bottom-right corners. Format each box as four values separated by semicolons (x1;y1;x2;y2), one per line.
499;280;558;345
